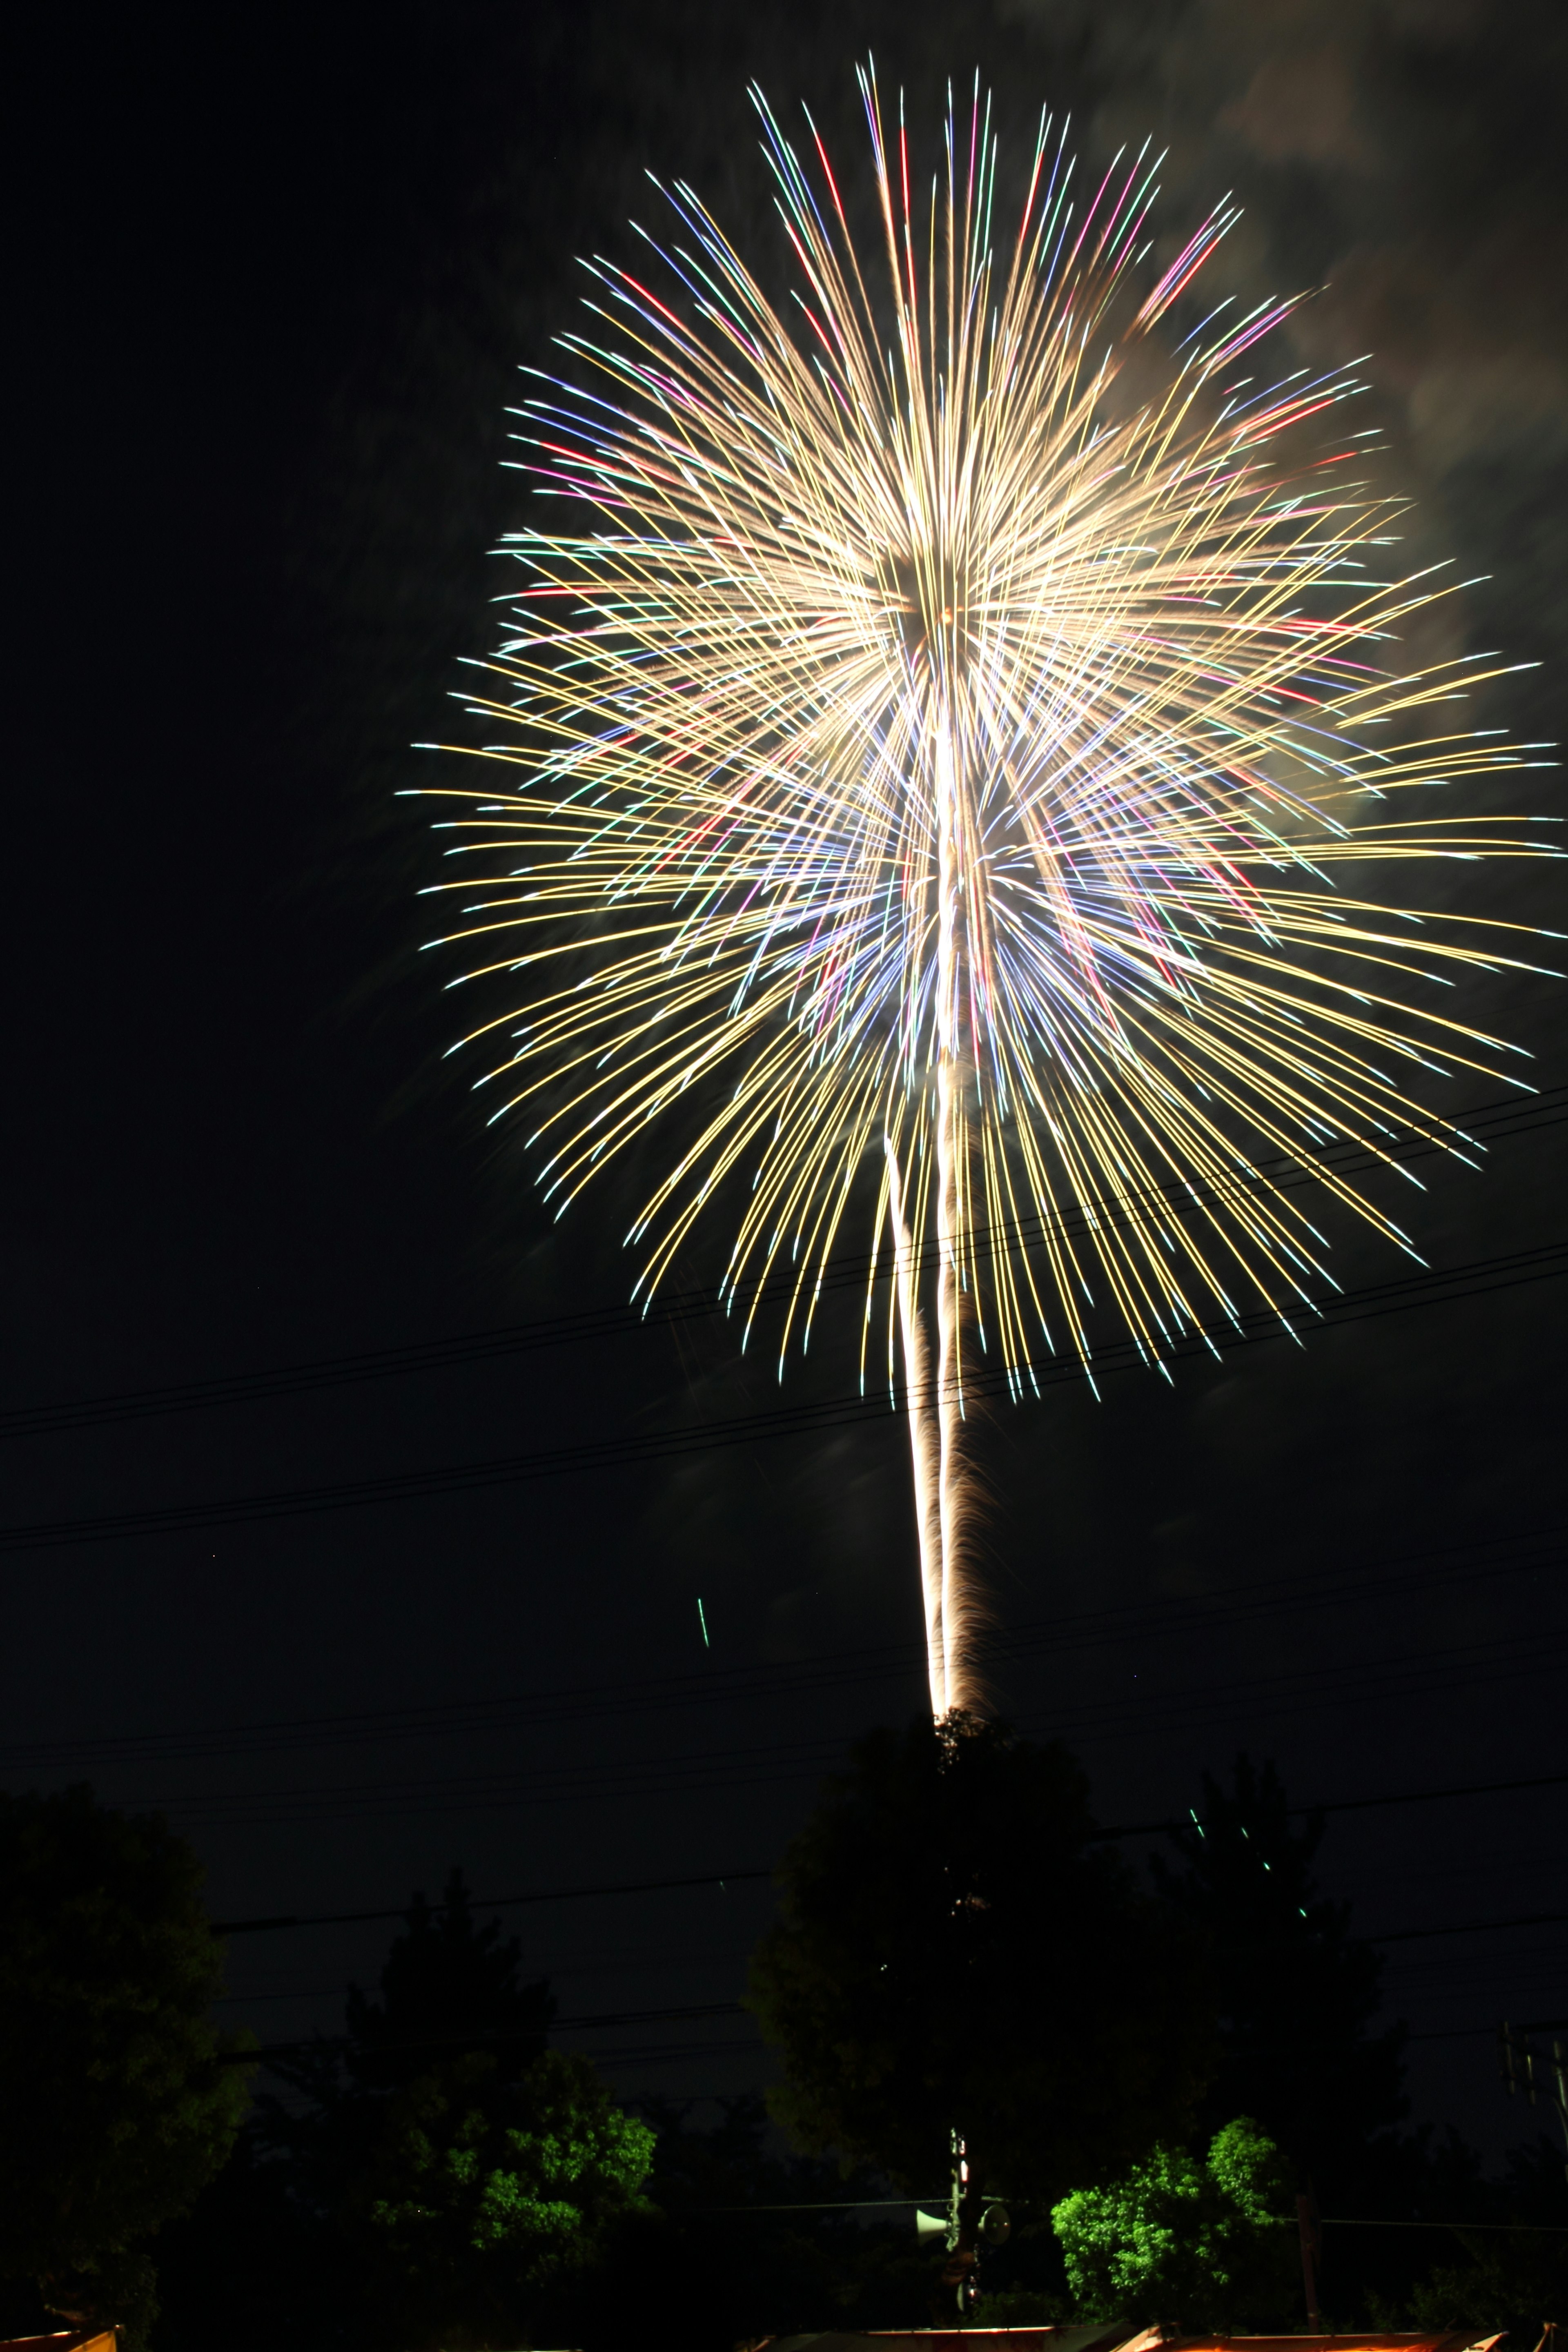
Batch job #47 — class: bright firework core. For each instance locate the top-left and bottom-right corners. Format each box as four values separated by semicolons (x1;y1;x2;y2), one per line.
422;71;1555;1717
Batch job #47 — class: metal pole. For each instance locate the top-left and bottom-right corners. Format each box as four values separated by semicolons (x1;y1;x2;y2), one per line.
1296;2190;1322;2327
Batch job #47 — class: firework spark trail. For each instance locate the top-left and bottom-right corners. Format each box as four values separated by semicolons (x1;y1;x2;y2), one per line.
884;1134;943;1713
419;70;1557;1716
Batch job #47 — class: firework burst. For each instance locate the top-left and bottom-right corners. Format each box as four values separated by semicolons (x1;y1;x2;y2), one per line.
420;73;1554;1714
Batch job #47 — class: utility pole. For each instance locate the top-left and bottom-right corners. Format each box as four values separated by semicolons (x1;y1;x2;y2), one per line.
938;2129;980;2316
1296;2185;1323;2328
926;2129;1012;2319
1500;2020;1568;2194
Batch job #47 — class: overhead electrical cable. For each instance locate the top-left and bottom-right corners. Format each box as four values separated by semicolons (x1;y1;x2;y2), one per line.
703;2202;1568;2228
223;1908;1568;2063
3;1236;1566;1555
7;1521;1559;1782
103;1618;1568;1835
5;1082;1563;1446
205;1765;1568;1936
1370;1908;1568;1944
211;1866;776;1936
131;1633;1568;1833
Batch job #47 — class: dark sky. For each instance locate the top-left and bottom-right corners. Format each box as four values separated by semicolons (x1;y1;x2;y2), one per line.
6;0;1565;2172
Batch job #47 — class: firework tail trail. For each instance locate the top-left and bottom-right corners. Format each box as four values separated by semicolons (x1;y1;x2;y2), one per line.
884;1136;944;1713
418;69;1559;1721
934;711;975;1717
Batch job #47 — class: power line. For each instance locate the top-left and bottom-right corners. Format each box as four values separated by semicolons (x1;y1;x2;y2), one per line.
1319;2218;1568;2235
1134;1766;1568;1845
150;1621;1567;1832
227;2000;752;2066
8;1519;1557;1776
3;1235;1565;1554
1023;1629;1568;1764
252;2018;1568;2085
7;1081;1562;1446
559;2000;740;2031
214;1937;764;2005
1300;1769;1568;1824
1370;1909;1568;1946
707;2203;1568;2231
307;2015;1566;2090
20;1551;1560;1837
587;2035;765;2071
107;1633;1567;1831
8;1522;1559;1802
133;1633;1568;1832
224;1902;1567;2060
211;1865;774;1937
711;2199;942;2212
1405;2027;1517;2045
209;1767;1568;1937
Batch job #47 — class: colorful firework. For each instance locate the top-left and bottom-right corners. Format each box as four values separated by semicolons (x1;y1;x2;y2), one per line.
419;74;1554;1715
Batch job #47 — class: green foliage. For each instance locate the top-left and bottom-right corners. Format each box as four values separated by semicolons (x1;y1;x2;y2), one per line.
254;1868;557;2232
0;1785;249;2347
162;1875;568;2352
350;2048;655;2345
971;2288;1073;2326
747;1713;1214;2202
1371;2137;1568;2342
1051;2116;1297;2328
1403;2227;1568;2341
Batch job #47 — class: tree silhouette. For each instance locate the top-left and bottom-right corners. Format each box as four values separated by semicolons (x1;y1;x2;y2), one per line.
345;1866;555;2090
0;1786;249;2348
748;1715;1214;2216
1152;1755;1405;2187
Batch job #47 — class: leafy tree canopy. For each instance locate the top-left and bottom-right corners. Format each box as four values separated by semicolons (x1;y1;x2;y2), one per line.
234;1869;602;2351
0;1784;249;2345
747;1713;1214;2202
1052;2116;1297;2330
259;1865;557;2213
352;2047;655;2347
1381;2136;1568;2342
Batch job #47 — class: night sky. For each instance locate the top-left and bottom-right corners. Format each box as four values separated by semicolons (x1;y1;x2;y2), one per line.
7;1;1566;2172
